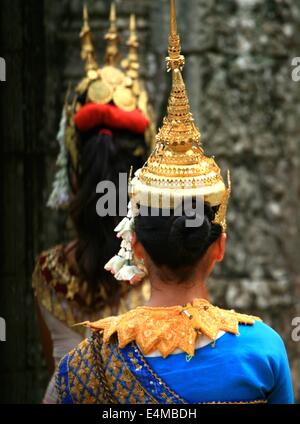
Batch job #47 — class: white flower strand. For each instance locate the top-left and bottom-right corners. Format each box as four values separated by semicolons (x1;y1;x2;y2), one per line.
104;202;147;285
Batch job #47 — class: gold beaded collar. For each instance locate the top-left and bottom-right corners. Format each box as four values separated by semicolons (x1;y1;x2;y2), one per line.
82;299;261;358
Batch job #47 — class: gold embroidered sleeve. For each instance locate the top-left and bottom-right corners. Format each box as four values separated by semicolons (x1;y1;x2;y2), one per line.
32;259;52;312
32;248;86;336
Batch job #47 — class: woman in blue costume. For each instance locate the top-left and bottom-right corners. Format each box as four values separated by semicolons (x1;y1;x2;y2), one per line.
55;0;294;405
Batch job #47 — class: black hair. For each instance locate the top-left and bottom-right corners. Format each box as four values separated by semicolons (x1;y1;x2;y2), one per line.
135;202;222;282
69;127;147;306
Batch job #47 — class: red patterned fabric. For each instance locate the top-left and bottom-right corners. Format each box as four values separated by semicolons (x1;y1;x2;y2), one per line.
74;103;149;135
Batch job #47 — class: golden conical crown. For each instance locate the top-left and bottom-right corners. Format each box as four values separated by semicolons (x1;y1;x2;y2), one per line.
131;0;230;227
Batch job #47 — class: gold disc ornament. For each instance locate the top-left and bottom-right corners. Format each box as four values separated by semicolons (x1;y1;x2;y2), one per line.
101;65;125;89
113;86;137;112
87;79;113;104
87;69;99;80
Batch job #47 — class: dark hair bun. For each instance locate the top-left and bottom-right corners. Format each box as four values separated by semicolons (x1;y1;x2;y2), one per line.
135;202;222;270
169;213;210;249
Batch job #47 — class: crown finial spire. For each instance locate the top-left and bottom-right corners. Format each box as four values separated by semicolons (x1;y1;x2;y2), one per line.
104;2;120;66
110;1;116;23
128;14;139;52
130;13;136;33
83;3;88;25
170;0;177;35
122;14;140;80
167;0;185;71
80;4;98;73
154;0;199;153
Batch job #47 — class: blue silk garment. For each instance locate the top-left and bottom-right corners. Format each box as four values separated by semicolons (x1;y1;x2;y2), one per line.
56;321;294;404
146;321;294;404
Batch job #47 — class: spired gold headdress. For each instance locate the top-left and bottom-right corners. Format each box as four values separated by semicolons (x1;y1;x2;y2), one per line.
105;0;231;284
131;0;231;218
48;3;155;210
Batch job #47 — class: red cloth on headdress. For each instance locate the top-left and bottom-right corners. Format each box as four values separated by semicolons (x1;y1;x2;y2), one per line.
74;103;149;135
99;128;113;137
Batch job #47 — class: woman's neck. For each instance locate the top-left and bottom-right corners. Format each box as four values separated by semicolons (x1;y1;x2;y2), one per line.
146;277;209;308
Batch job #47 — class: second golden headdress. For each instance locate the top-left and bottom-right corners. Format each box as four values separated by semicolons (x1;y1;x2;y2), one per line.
48;2;156;210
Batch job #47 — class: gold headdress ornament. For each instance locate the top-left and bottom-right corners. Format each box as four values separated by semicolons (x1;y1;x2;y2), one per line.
104;2;119;66
105;0;231;285
80;4;98;75
123;14;139;79
130;0;231;227
121;14;156;148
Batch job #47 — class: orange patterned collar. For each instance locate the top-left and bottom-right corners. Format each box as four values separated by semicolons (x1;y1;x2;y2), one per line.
83;299;261;358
